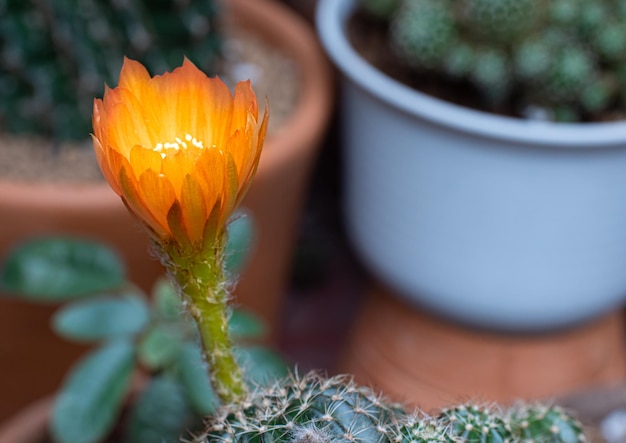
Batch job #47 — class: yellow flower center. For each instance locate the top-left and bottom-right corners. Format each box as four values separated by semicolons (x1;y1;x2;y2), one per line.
152;134;211;158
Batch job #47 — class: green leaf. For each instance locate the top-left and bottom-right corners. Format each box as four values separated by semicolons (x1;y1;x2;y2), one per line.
51;339;135;443
52;293;149;342
236;345;290;387
0;237;125;301
138;324;183;370
177;342;218;416
152;277;182;319
229;309;266;340
126;375;200;443
225;212;254;275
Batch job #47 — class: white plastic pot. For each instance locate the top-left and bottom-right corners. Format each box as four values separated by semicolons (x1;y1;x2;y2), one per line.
317;0;626;331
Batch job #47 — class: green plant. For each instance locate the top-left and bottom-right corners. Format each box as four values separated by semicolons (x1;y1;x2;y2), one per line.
193;372;586;443
0;216;289;443
0;0;222;141
359;0;626;121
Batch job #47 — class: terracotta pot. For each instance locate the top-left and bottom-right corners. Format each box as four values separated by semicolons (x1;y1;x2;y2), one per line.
0;0;332;423
339;284;626;413
227;0;333;336
0;396;50;443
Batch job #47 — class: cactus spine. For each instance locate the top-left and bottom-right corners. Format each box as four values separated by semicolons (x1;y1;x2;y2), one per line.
360;0;626;121
190;372;587;443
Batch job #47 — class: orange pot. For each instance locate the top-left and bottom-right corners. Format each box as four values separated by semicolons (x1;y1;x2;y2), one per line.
227;0;333;336
0;396;49;443
0;0;333;423
339;283;626;413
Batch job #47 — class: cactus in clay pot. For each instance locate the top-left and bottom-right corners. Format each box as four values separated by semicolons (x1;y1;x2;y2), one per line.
358;0;626;121
0;0;222;141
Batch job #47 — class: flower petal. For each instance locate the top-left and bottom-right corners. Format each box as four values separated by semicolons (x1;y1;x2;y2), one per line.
130;145;163;177
180;174;208;245
136;169;177;235
119;167;168;238
92;135;121;196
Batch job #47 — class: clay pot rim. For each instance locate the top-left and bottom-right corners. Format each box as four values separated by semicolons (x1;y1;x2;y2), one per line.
0;396;49;443
0;0;333;205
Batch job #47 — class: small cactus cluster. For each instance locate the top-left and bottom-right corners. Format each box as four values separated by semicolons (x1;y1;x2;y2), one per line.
0;0;222;141
191;372;587;443
359;0;626;121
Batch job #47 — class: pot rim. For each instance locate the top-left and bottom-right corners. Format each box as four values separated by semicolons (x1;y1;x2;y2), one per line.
315;0;626;148
0;396;50;443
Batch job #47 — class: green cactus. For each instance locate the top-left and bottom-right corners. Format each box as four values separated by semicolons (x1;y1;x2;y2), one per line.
191;372;587;443
438;404;511;443
394;417;452;443
198;372;401;443
508;403;586;443
360;0;626;121
469;48;511;104
549;0;582;26
0;0;222;142
390;0;456;70
458;0;543;45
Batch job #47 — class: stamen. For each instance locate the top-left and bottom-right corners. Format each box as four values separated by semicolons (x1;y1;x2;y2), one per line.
175;137;188;149
153;135;204;157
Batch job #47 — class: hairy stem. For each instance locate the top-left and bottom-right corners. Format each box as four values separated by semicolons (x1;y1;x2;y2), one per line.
166;244;247;405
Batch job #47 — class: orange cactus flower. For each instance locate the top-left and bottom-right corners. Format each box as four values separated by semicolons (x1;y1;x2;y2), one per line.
92;57;268;250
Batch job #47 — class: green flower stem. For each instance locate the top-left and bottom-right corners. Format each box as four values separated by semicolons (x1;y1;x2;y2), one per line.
166;246;247;405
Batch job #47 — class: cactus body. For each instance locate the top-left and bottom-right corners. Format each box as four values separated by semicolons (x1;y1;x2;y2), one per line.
394;417;452;443
438;404;511;443
191;372;587;443
198;373;400;443
509;404;586;443
391;0;456;70
459;0;542;45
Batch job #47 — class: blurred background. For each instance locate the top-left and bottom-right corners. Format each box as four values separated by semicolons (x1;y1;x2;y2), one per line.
2;1;626;441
